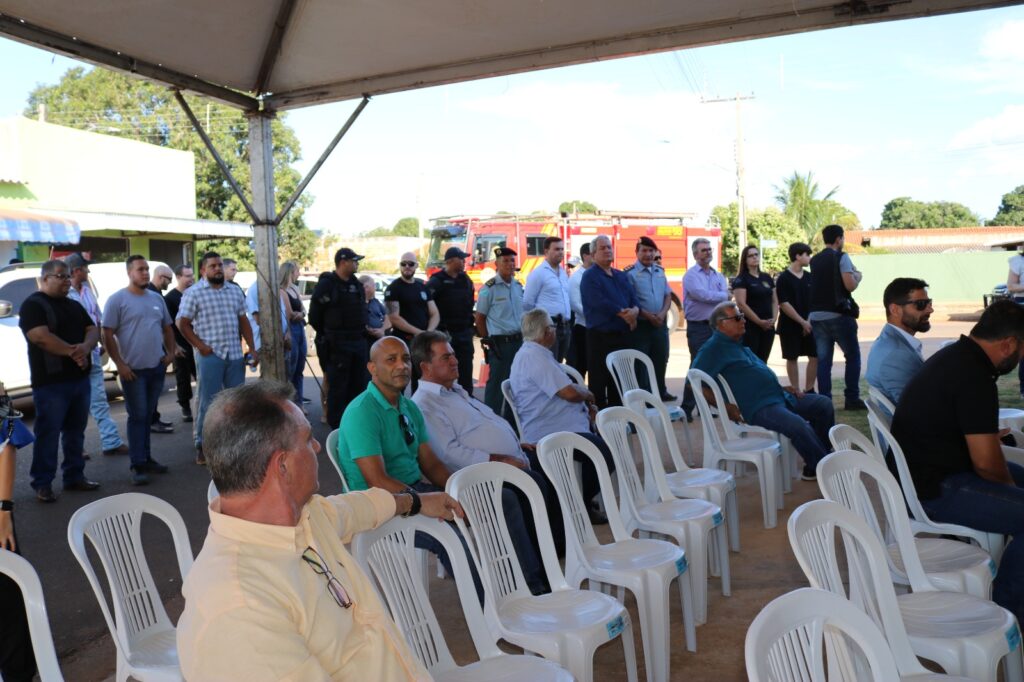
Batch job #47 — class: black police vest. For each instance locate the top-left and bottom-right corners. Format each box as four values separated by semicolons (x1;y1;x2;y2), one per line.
428;271;474;332
322;274;367;332
809;248;848;314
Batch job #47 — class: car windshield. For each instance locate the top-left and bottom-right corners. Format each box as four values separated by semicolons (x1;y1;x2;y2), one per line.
0;277;40;315
427;225;467;268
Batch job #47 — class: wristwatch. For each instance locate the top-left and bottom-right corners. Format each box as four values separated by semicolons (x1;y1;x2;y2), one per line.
0;500;13;512
400;487;421;517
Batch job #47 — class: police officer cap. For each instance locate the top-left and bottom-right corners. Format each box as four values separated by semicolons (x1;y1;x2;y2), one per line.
637;236;658;251
334;247;364;263
494;246;518;258
444;246;471;260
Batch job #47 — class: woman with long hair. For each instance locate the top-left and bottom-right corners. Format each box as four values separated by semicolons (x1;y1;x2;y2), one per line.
732;244;779;361
279;261;308;407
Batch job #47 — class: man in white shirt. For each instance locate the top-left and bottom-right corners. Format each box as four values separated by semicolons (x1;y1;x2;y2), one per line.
865;278;933;408
410;330;565;561
524;236;572;361
567;243;592;380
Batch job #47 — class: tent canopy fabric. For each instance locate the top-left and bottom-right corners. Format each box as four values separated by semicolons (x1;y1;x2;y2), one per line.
0;207;80;243
0;0;1018;112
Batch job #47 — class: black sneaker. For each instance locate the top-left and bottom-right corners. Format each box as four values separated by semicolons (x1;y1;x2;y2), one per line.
181;408;194;423
36;486;58;503
660;392;678;402
131;469;151;486
151;422;174;434
800;466;817;481
844;398;868;411
144;458;169;474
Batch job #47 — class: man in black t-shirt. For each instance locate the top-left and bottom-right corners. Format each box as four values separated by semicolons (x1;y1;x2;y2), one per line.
164;264;196;421
891;299;1024;622
426;247;475;395
18;260;102;502
384;252;439;343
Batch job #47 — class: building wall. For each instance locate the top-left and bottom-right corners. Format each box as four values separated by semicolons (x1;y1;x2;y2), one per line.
850;251;1010;306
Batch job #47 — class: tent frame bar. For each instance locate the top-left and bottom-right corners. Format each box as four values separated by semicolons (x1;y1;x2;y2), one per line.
254;0;300;94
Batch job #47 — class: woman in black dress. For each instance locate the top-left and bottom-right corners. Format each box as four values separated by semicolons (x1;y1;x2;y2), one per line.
732;244;778;362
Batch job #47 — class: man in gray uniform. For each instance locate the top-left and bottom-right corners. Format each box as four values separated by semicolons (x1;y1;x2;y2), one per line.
626;236;675;401
474;246;524;415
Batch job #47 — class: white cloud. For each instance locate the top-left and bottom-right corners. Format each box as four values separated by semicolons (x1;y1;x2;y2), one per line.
947;104;1024;149
979;20;1024;61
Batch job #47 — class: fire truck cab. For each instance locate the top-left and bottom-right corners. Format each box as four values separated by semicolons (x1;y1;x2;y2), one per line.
427;211;721;332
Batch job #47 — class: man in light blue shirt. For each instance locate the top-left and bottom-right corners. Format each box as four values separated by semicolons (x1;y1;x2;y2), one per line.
523;236;572;361
626;236;674;401
474;247;524;414
865;278;933;408
567;242;592;380
681;238;730;420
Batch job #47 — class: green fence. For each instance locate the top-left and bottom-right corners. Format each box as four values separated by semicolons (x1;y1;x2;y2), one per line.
843;251;1009;306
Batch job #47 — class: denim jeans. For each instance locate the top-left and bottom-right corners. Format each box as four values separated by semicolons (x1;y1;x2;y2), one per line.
288;321;307;403
922;463;1024;625
122;365;167;467
89;361;123;451
30;376;91;489
750;393;834;470
410;481;489;600
811;315;861;401
681;321;713;414
194;352;246;447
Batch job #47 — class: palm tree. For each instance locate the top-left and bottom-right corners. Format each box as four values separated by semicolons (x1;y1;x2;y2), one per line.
773;171;839;242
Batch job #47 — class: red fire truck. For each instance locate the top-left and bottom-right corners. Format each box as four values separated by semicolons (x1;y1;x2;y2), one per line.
426;211;721;331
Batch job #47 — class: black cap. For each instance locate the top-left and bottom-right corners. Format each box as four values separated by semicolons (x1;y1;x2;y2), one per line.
64;252;91;270
494;246;517;258
637;236;658;251
444;246;470;260
334;247;365;264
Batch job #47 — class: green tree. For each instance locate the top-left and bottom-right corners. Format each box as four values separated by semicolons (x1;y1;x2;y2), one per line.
773;171;839;242
989;185;1024;226
25;66;317;269
711;203;740;273
392;217;420;237
710;203;802;274
558;200;598;214
879;197;980;228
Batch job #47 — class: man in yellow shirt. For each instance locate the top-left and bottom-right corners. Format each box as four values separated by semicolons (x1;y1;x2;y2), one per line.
176;380;462;681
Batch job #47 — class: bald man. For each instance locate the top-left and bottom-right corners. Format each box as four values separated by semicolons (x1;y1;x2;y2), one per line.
384;253;438;343
146;263;177;433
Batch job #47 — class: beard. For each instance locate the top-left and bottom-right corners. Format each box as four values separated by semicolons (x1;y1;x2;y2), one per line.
996;353;1019;376
901;311;931;333
209;273;225;284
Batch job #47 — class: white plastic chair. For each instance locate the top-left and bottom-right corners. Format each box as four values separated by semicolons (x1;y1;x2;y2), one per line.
865;390;894;455
596;407;729;625
788;500;1024;682
828;423;884;463
868;411;1006;564
817;449;995;599
351;514;573;682
0;551;64;682
325;428;351;493
67;493;194;682
206;479;218;504
867;385;896;418
447;461;639;682
687;368;783;528
624;388;740;553
537;431;696;682
1000;408;1024;431
605;349;685;422
561;363;585;386
746;587;972;681
500;379;526;440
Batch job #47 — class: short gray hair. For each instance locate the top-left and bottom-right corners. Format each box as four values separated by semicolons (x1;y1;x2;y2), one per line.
410;330;450;371
203;381;298;494
691;238;710;256
521;308;551;342
709;301;739;329
590;234;611;254
40;260;66;277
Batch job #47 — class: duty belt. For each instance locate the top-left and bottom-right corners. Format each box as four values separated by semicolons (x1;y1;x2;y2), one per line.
491;332;522;343
552;315;570;325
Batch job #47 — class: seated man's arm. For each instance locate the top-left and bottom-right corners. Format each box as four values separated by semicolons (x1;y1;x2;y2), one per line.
965;433;1014;485
417;442;452;489
555;383;593;403
700;386;743;423
355;455;416;493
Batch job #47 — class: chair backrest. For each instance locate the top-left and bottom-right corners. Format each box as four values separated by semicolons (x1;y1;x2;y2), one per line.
623;388;691;479
537;432;630;553
687;368;731;452
0;551;64;681
864;396;893;456
866;386;896;419
606;348;657;399
351;514;499;673
325;428;350;493
500;379;526;439
715;374;752;440
745;587;908;681
67;493;194;659
827;424;884;463
786;500;925;675
865;412;933;528
448;462;566;610
560;363;585;385
206;479;218;504
816;450;938;593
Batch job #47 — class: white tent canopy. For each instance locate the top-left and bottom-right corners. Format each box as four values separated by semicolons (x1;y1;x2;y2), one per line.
1;0;1018;111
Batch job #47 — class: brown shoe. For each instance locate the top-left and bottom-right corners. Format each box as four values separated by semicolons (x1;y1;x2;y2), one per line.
103;444;129;456
195;446;207;466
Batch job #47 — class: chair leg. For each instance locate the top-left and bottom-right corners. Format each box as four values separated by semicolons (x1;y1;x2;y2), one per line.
676;571;697;652
636;576;671;682
1003;644;1024;682
681;525;709;625
726;488;741;552
620;617;640;682
715;523;731;597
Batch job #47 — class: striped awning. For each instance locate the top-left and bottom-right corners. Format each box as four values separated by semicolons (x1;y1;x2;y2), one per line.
0;208;80;244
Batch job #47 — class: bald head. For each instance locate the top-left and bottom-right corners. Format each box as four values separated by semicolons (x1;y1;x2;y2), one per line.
152;264;174;291
399;252;418;282
368;337;412;396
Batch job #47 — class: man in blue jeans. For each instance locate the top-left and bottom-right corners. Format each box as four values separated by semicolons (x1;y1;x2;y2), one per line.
176;252;257;465
103;256;177;485
693;301;835;480
18;260;102;501
892;299;1024;625
808;224;866;410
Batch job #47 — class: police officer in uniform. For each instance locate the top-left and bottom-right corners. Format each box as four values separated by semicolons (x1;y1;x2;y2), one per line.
427;246;476;394
626;236;676;401
309;247;369;428
474;247;524;414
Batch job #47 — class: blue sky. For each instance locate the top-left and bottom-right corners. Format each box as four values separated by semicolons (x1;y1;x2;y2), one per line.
3;6;1024;235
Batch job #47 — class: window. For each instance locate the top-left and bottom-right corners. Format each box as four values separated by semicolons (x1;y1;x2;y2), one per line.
0;277;40;315
150;239;190;269
472;235;507;264
525;235;547;256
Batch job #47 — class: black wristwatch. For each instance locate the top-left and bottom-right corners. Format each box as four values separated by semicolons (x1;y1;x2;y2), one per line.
400;487;421;517
0;500;13;512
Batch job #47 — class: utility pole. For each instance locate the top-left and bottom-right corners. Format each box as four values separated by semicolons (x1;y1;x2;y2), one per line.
702;92;755;253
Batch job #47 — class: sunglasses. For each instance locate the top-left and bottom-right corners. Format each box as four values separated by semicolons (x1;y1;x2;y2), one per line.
898;298;932;311
722;313;745;322
301;547;353;609
400;261;417;267
399;413;415;445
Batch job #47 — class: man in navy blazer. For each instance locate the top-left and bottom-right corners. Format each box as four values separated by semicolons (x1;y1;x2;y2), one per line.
865;278;933;406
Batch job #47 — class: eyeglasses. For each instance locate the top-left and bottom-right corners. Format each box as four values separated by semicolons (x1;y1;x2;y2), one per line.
400;261;417;267
46;273;71;280
722;313;745;322
399;413;415;445
301;547;353;609
897;298;933;311
699;248;713;253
